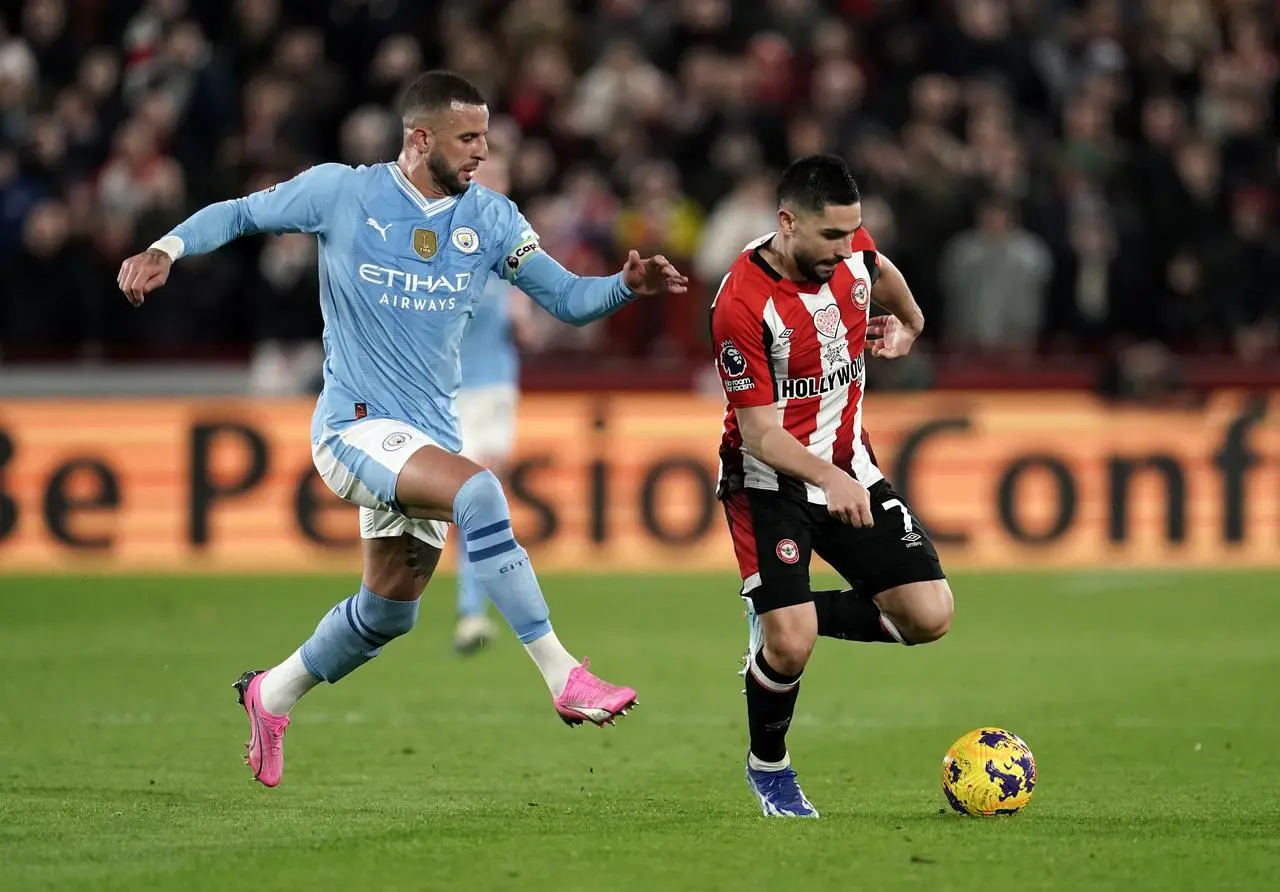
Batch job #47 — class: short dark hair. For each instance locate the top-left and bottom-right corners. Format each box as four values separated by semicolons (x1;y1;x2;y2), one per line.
399;70;487;122
777;155;861;213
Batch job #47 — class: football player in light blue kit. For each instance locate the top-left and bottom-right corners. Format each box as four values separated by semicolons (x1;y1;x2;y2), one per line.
116;71;688;788
453;152;535;655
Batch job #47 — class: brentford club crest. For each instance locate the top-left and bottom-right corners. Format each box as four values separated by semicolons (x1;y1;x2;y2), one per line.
852;278;870;309
776;539;799;564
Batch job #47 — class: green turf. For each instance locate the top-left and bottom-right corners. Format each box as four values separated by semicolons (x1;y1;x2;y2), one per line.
1;571;1278;891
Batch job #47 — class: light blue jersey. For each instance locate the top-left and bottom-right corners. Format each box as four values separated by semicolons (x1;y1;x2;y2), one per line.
460;273;519;390
163;161;634;452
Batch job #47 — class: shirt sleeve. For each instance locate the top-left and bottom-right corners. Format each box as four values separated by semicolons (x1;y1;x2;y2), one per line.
491;203;544;283
853;227;880;283
167;163;351;257
490;199;636;324
710;273;776;408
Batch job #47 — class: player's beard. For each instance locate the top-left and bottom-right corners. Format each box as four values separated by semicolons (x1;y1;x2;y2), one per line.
427;151;469;196
794;247;839;284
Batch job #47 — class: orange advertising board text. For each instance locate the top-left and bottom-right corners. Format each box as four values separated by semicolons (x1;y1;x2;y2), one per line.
0;392;1277;573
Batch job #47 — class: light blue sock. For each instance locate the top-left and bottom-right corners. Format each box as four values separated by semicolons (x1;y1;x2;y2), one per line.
456;551;487;619
300;584;420;683
453;470;551;644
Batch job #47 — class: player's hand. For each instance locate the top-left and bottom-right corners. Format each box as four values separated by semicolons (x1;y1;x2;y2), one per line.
819;469;873;527
865;314;919;359
622;250;689;297
117;248;173;307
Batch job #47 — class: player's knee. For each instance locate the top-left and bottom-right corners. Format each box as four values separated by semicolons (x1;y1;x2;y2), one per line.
900;583;954;644
909;611;951;644
760;601;818;674
358;584;421;639
379;605;420;638
453;469;513;528
763;628;815;675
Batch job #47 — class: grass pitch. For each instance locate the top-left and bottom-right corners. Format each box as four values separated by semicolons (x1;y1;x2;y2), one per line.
1;571;1278;891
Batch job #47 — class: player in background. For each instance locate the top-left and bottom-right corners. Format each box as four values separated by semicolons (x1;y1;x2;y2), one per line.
453;152;537;654
116;70;688;788
710;155;954;818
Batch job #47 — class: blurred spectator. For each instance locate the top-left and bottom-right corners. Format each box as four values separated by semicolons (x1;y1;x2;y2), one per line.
0;0;1274;379
694;170;776;286
3;197;91;355
565;40;670;140
940;196;1053;355
1214;187;1280;360
246;231;324;395
340;105;397;167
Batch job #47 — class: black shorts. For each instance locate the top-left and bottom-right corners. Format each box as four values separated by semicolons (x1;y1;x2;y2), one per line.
721;480;946;614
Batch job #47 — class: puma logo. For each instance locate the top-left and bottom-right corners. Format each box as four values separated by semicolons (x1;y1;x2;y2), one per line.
366;217;392;240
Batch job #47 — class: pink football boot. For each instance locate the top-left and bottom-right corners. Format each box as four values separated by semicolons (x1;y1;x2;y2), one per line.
553;659;638;727
232;670;290;787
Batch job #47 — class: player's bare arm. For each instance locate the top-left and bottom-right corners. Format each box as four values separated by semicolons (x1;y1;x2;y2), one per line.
865;253;925;359
735;404;873;527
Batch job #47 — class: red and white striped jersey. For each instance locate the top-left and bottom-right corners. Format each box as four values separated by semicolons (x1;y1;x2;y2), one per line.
711;230;883;505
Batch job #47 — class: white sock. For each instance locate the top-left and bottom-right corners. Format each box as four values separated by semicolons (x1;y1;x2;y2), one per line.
258;649;321;715
524;630;580;697
748;751;791;772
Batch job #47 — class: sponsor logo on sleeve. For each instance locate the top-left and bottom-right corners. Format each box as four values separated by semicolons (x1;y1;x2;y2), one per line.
719;340;748;378
503;238;542;278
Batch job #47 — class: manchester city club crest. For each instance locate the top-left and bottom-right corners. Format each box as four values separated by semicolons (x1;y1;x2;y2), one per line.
412;228;438;260
450;226;480;254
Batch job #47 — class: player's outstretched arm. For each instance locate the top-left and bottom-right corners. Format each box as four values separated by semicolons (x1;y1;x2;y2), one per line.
509;249;688;327
736;405;873;527
117;163;350;307
865;253;925;359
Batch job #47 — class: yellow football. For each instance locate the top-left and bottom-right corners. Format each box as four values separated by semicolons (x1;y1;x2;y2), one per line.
941;728;1037;816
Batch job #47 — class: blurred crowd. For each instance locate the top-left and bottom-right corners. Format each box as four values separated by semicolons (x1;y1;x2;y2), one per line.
0;0;1277;392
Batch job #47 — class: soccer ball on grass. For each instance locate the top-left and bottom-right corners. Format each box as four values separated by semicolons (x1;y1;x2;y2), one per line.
941;728;1037;816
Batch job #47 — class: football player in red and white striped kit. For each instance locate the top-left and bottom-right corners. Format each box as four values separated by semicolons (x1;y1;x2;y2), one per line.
711;155;954;818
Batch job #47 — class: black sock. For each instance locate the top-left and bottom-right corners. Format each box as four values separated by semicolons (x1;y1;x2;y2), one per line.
744;648;802;764
813;589;903;643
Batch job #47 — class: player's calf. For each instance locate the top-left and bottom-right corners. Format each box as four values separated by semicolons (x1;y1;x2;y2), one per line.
453;470;552;644
452;469;638;722
233;578;421;788
810;581;952;646
396;446;637;722
742;601;816;797
299;585;421;683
